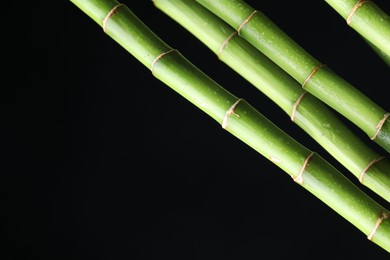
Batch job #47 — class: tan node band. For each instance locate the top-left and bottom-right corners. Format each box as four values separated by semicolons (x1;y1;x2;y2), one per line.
367;212;389;240
302;64;326;89
370;112;389;140
359;156;385;183
102;4;124;32
222;99;242;129
347;0;371;25
291;91;307;122
293;152;315;184
218;32;238;58
237;10;258;35
150;49;177;74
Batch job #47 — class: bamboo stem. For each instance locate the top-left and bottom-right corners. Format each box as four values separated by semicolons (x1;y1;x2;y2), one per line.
70;0;390;252
324;0;390;58
196;0;390;153
153;0;390;204
365;38;390;66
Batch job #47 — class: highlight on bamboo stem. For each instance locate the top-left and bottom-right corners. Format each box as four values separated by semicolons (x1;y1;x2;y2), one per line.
153;0;390;204
70;0;390;253
196;0;390;153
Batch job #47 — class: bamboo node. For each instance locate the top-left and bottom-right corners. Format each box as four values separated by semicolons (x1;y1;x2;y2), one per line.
237;10;258;35
292;152;315;184
151;49;177;75
302;64;326;89
218;32;238;58
347;0;372;25
370;112;390;140
359;156;385;183
222;99;242;129
367;211;389;240
102;4;124;32
291;91;307;122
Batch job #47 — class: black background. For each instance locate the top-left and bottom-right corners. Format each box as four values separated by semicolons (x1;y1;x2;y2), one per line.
3;0;390;259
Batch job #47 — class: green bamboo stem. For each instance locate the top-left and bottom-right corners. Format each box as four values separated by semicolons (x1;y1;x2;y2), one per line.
153;0;390;203
70;0;390;252
196;0;390;153
365;38;390;66
324;0;390;58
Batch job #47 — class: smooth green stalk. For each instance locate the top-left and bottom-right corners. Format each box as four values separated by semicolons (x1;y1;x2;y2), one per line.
153;0;390;203
70;0;390;252
324;0;390;58
365;38;390;66
197;0;390;153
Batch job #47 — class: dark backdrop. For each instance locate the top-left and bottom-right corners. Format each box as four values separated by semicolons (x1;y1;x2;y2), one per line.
3;0;390;259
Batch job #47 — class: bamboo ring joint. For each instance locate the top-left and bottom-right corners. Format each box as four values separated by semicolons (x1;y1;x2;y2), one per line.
359;156;385;183
237;10;258;35
222;99;242;129
302;64;326;89
347;0;372;25
151;49;177;75
370;112;389;140
291;91;307;122
367;211;389;240
102;4;124;32
293;152;315;184
218;32;238;58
